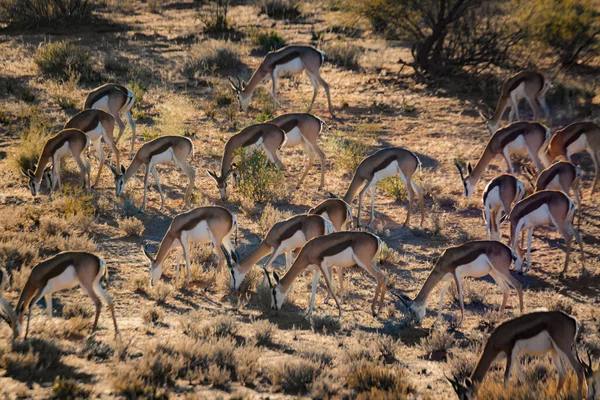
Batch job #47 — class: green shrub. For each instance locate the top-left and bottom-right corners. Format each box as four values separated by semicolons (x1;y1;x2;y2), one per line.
0;0;95;28
327;134;369;172
34;41;95;82
258;0;301;20
183;40;242;78
235;150;285;203
56;185;95;217
118;217;145;237
251;29;286;53
322;41;363;70
379;177;407;202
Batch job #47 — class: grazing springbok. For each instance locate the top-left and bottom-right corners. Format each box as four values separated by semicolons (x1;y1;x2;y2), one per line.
343;147;425;228
110;135;195;212
544;121;600;196
527;161;582;220
486;71;550;134
456;121;551;198
222;214;334;291
266;113;327;190
448;311;585;399
64;109;119;187
509;190;585;277
396;241;523;327
142;206;236;287
482;175;526;240
22;128;90;196
208;123;285;201
229;45;334;116
7;252;118;340
84;83;136;158
260;231;385;318
308;198;353;232
0;268;19;338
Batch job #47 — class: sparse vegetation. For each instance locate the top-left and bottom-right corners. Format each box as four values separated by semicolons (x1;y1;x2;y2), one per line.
34;41;96;82
183;40;242;78
258;0;301;20
118;217;145;237
269;359;320;394
250;29;287;53
0;0;96;28
322;41;363;70
234;150;285;203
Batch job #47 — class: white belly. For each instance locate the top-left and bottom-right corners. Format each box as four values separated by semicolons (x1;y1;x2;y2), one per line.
322;247;355;267
151;149;175;165
510;83;527;102
371;160;402;188
505;135;527;154
566;134;587;157
284;127;303;147
85;122;104;142
182;220;212;243
54;142;71;159
544;175;561;191
514;331;554;356
485;186;502;211
45;266;79;294
279;230;307;252
523;204;552;228
443;254;491;281
92;96;110;112
274;58;304;77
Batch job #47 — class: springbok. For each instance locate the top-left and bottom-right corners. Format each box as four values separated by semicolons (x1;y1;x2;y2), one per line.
307;198;353;232
109;135;195;212
544;121;600;196
22;128;90;196
64;109;119;187
260;231;385;318
482;175;526;240
448;311;585;399
266;113;327;190
486;71;550;134
142;206;236;287
343;147;424;228
396;241;523;326
456;121;551;198
222;214;334;291
527;161;582;219
84;83;136;158
208;123;285;201
7;252;118;340
229;45;334;116
509;190;585;277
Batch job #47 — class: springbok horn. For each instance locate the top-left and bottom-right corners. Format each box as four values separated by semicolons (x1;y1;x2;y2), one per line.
455;163;465;180
262;266;273;288
221;245;233;269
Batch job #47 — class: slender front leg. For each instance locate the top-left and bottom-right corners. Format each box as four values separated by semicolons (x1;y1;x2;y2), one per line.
307;268;320;318
502;149;514;174
93;139;105;187
45;293;52;318
285;251;293;270
272;74;278;111
181;238;191;283
357;182;370;230
151;166;166;210
369;186;376;226
140;162;152;212
320;264;343;318
124;110;136;160
526;228;534;274
435;282;451;325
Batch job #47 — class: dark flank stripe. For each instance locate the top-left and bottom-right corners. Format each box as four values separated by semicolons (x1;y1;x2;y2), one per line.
514;194;556;220
320;240;353;259
179;214;209;232
279;119;299;133
42;259;74;281
563;129;585;150
148;140;174;158
272;52;300;67
499;128;527;148
449;248;487;269
240;130;263;148
507;75;529;93
279;221;303;242
372;155;398;174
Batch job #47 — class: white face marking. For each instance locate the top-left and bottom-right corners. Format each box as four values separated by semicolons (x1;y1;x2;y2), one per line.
411;303;426;323
115;176;125;197
238;93;251;112
464;178;475;198
150;263;162;286
272;286;285;310
231;268;246;290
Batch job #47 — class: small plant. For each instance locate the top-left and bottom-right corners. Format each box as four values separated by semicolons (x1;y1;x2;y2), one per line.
150;281;175;303
269;359;320;395
34;41;96;82
250;29;286;53
253;319;276;346
130;272;149;293
143;307;164;325
379;177;407;202
183;40;242;78
327;134;369;172
55;185;95;217
118;217;145;237
47;70;80;109
379;242;401;267
52;377;91;399
258;0;301;20
254;110;274;123
63;303;93;320
346;361;415;397
321;41;363;70
311;315;342;334
420;327;454;361
147;0;162;13
202;0;233;35
235;150;285;203
208;315;239;338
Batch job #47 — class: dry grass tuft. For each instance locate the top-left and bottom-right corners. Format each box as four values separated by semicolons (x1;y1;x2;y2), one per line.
311;315;342;334
420;328;454;360
269;359;320;395
143;307;164;326
253;319;276;347
34;41;96;81
346;361;415;397
183;40;242;78
322;41;363;70
52;376;91;399
150;281;175;303
118;216;145;237
258;0;301;20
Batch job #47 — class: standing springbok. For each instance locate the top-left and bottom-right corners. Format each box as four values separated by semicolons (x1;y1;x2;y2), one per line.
448;311;585;399
544;121;600;196
456;121;551;198
266;113;327;190
577;351;600;400
0;268;19;338
229;45;334;117
142;206;236;287
9;252;118;340
482;175;526;240
22;128;90;196
259;231;385;318
84;83;136;158
509;190;585;277
208;123;285;201
527;161;582;218
395;241;523;327
343;147;424;228
109;135;195;212
308;198;353;232
64;109;119;187
222;214;334;291
486;71;550;134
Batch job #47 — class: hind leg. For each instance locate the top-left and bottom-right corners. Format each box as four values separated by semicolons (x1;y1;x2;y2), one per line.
305;70;320;112
93;281;119;335
124;110;136;159
151;166;166;210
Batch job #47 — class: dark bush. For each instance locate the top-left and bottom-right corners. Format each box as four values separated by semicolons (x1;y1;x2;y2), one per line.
0;0;95;28
34;41;96;81
251;29;286;53
258;0;301;21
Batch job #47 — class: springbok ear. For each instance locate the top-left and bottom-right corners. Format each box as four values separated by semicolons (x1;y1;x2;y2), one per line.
465;377;473;388
227;77;240;93
109;164;118;175
467;163;473;175
141;245;154;262
273;272;280;284
120;165;126;174
207;170;219;181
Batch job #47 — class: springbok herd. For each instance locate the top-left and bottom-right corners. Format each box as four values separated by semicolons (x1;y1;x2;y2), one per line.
2;45;600;398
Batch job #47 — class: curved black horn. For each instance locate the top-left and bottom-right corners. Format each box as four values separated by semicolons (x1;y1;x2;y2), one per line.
455;162;465;180
221;244;234;269
262;266;273;288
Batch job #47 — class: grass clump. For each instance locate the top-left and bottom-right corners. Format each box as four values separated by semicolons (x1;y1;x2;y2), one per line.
253;319;276;346
269;359;320;395
34;41;96;82
346;361;415;397
257;203;293;237
55;185;95;217
379;177;408;202
322;41;363;70
250;29;286;53
235;150;285;203
183;40;242;78
118;217;145;237
327;134;369;172
52;377;91;399
420;327;454;361
47;71;80;109
258;0;301;20
0;0;96;29
311;315;342;334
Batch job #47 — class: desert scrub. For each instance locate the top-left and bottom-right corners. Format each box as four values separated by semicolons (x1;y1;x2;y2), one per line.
1;338;64;381
143;307;164;325
0;0;96;28
253;319;276;346
150;281;175;303
322;41;363;70
54;185;95;217
183;40;242;78
0;239;37;271
420;327;454;360
379;242;401;267
10;108;54;174
47;70;80;109
52;377;91;399
326;133;369;172
34;41;96;82
269;359;320;395
234;150;285;203
346;361;415;397
311;315;342;334
257;203;293;237
258;0;301;20
118;217;144;237
379;176;408;202
250;29;286;53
